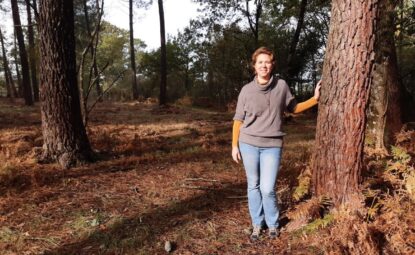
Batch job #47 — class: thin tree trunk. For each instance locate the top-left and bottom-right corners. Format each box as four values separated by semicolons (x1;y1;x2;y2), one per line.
129;0;139;100
312;0;379;205
158;0;167;105
368;0;402;151
26;0;39;101
1;27;16;98
11;0;33;105
38;0;93;169
0;27;11;97
245;0;262;47
286;0;307;81
13;32;23;97
82;0;102;100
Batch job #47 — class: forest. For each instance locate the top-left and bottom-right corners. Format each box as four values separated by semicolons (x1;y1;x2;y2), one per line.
0;0;414;254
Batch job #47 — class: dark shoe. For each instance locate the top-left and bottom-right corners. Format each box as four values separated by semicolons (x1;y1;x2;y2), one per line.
250;226;261;241
269;227;279;238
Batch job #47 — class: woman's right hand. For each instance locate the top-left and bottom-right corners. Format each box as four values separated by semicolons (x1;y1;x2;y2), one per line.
314;80;322;101
232;146;242;163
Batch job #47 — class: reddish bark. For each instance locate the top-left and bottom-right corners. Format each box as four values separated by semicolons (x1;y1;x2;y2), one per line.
312;0;379;205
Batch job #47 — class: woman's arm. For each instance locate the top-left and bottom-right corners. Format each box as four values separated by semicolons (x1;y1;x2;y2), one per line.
232;120;243;148
293;80;321;114
293;97;318;113
232;120;243;163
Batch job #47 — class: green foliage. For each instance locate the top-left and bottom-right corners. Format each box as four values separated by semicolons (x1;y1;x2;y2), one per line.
292;167;311;202
295;213;335;236
391;146;411;163
139;41;191;101
387;146;412;174
396;1;415;119
385;145;415;201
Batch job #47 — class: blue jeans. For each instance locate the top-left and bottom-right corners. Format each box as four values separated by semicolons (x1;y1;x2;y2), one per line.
239;142;282;228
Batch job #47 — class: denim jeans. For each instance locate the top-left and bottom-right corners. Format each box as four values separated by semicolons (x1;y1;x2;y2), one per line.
239;142;282;228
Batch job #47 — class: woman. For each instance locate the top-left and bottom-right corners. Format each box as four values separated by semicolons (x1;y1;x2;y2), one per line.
232;47;321;240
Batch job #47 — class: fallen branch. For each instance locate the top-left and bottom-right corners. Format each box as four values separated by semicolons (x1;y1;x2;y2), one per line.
226;196;247;199
180;184;215;190
25;237;59;246
184;178;219;183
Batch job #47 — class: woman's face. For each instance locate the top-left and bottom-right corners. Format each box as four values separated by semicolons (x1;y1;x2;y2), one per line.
254;53;274;80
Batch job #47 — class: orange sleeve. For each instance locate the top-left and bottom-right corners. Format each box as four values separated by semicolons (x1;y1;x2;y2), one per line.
293;97;318;114
232;120;243;148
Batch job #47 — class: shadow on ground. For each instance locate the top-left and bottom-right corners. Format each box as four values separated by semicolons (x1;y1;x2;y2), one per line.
44;182;246;254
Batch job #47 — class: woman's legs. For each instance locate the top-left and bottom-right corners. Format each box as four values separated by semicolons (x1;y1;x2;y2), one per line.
239;142;282;229
259;147;281;228
239;142;264;228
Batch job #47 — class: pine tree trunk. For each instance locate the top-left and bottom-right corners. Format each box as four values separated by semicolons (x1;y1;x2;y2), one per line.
26;0;39;102
368;0;402;151
13;34;23;97
129;0;139;100
11;0;33;105
0;26;11;97
38;0;93;169
312;0;379;205
158;0;167;105
1;27;16;98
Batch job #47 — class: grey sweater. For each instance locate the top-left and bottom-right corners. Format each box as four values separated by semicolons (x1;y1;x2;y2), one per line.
233;75;297;147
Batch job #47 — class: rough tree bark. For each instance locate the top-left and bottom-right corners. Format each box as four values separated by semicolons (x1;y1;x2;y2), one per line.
367;0;402;152
129;0;139;100
312;0;379;205
11;0;33;105
38;0;93;169
26;0;39;102
158;0;167;105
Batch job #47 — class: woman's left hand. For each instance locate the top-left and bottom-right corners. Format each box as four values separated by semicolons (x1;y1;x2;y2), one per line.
314;80;322;101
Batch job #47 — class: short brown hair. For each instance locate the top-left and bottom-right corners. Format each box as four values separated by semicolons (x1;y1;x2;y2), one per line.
251;47;275;69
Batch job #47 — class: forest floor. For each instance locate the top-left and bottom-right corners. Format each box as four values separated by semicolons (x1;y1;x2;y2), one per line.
0;98;414;255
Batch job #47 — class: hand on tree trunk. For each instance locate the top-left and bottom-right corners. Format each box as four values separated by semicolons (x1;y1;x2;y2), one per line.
314;80;322;101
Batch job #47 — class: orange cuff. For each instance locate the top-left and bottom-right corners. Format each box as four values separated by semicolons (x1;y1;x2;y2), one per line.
232;120;242;148
293;97;318;114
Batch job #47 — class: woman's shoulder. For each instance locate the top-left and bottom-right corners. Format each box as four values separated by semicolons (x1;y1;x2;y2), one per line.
274;75;287;85
274;77;290;91
240;80;256;92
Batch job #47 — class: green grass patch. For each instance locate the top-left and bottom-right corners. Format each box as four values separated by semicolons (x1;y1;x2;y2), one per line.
294;214;335;237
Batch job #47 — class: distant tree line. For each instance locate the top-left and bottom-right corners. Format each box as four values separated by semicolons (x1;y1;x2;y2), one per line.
1;0;413;111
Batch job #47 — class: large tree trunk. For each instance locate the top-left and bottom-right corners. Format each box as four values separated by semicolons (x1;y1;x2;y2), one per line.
312;0;379;205
158;0;167;105
11;0;33;105
129;0;139;100
1;27;17;98
26;0;39;102
38;0;93;169
368;0;402;151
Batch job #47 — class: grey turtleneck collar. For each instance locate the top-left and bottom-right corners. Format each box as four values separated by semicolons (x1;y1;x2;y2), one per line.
254;75;276;93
